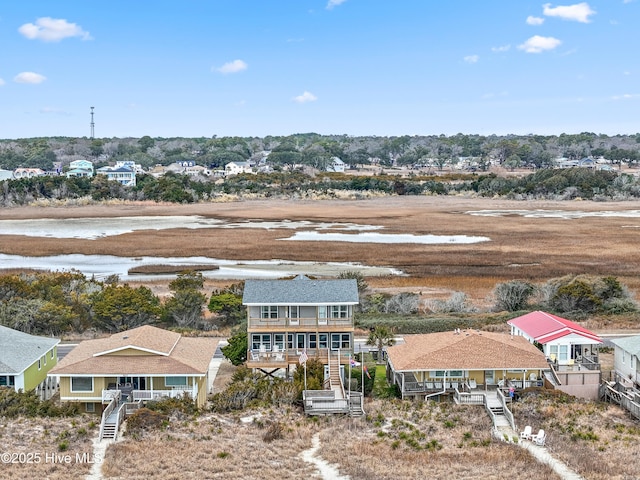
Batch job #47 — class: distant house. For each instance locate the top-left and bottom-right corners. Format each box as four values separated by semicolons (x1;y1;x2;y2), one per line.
163;161;211;177
0;325;59;400
610;335;640;387
49;325;219;413
13;168;46;179
326;157;346;173
225;161;254;176
66;159;94;178
97;161;138;187
386;330;548;400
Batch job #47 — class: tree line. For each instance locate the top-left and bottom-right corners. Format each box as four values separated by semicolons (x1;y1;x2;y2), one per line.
2;167;640;207
0;271;244;336
2;132;640;173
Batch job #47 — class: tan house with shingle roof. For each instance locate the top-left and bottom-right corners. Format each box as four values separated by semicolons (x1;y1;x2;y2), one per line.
49;325;218;412
386;330;549;399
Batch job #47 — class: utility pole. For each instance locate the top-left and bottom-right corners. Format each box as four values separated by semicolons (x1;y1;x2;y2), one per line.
90;107;95;139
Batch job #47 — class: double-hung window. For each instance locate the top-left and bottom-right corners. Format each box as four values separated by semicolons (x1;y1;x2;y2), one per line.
331;305;348;318
261;306;278;319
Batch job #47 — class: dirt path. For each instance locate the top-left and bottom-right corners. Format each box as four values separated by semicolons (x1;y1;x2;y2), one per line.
519;441;585;480
300;433;350;480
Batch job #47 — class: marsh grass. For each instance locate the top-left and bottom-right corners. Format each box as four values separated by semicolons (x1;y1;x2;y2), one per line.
4;197;640;306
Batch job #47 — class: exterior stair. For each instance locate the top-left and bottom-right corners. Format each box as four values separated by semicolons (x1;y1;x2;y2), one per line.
101;421;117;439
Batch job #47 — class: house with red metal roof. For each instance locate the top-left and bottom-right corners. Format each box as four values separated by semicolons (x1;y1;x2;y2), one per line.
508;311;603;399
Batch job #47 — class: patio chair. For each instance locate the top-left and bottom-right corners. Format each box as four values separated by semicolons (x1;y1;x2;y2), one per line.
468;379;477;389
426;382;434;390
250;350;260;361
520;425;532;440
531;429;546;446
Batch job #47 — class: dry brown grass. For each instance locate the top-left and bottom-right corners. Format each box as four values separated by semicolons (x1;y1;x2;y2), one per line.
96;399;562;480
514;389;640;480
0;415;97;480
4;196;640;308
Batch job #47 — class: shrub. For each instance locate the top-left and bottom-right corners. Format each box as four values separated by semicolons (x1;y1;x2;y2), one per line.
126;408;167;436
493;280;535;312
262;421;283;443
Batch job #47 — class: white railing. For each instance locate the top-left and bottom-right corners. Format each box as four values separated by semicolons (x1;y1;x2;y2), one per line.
99;397;117;440
132;389;194;401
496;388;516;431
454;388;485;405
102;389;121;403
248;317;353;329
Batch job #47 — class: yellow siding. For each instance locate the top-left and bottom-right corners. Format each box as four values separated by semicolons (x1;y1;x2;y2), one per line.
23;346;58;391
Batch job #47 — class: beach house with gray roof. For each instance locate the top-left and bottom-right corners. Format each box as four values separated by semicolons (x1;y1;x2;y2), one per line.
0;325;59;399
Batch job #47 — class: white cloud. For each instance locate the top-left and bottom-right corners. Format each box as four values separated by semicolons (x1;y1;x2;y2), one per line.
542;3;596;23
40;107;71;116
293;91;318;103
18;17;91;42
612;93;639;100
518;35;562;53
215;59;248;74
14;72;46;84
463;55;479;64
327;0;347;9
0;78;5;86
526;15;545;25
491;44;511;52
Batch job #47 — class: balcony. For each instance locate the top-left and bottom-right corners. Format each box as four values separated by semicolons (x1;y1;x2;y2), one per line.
246;348;351;368
248;316;353;331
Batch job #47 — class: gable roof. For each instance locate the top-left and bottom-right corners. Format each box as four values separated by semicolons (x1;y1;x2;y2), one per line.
0;325;59;374
507;311;602;344
49;326;218;376
386;330;549;372
610;335;640;356
243;275;359;305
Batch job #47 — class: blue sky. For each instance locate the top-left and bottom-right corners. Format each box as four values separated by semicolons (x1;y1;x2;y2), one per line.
1;1;638;139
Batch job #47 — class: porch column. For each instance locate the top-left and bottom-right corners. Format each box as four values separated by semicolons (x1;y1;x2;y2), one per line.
192;376;198;402
150;377;154;397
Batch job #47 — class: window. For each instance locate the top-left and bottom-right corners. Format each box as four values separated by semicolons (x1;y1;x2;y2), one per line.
331;333;351;350
166;376;187;387
549;345;558;358
9;376;14;386
318;306;327;325
287;334;294;350
433;370;463;378
251;334;271;350
274;334;285;350
331;305;348;318
50;350;54;360
559;345;568;361
71;377;93;392
38;359;41;370
85;402;95;413
288;306;300;325
44;355;47;366
318;334;328;349
309;334;317;349
0;376;6;387
260;306;278;319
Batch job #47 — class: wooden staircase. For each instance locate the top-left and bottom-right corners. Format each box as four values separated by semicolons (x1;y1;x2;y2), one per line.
100;420;117;440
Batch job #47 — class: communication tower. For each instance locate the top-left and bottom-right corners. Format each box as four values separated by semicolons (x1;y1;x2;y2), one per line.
90;107;95;139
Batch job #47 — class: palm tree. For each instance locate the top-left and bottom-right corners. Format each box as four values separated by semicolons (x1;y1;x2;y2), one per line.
366;326;395;364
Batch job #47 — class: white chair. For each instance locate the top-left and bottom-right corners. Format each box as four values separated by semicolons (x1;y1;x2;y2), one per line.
520;425;532;440
250;350;260;361
259;344;268;358
531;429;546;446
468;379;477;389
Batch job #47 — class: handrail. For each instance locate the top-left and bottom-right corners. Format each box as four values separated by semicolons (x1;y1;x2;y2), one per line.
496;388;516;431
99;396;118;440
